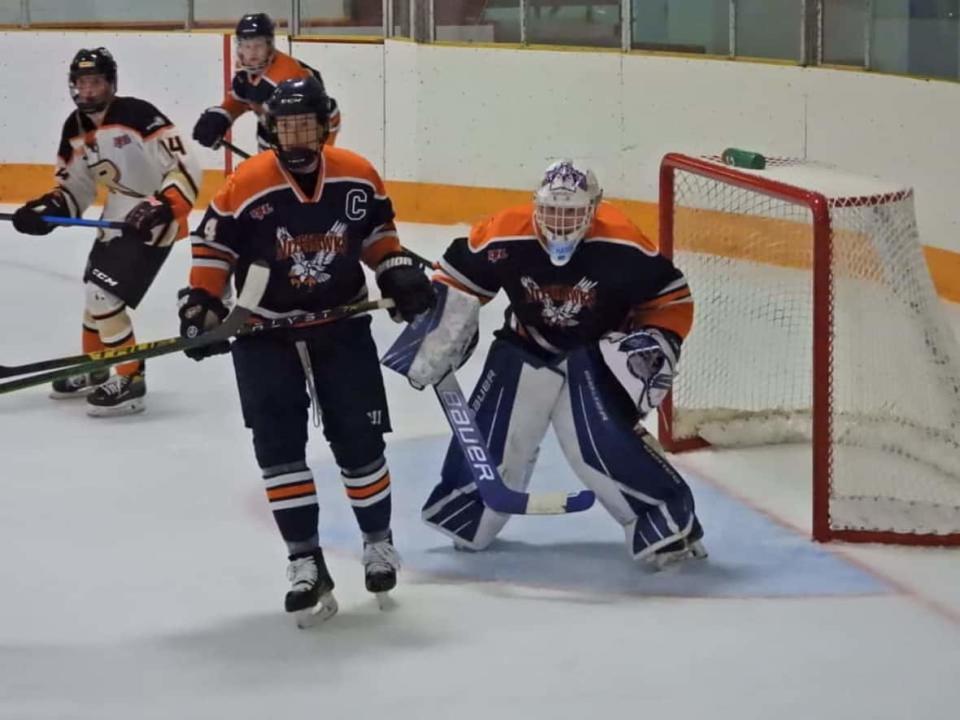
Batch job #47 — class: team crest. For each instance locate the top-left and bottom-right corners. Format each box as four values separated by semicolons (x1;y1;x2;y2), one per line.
276;222;347;288
521;275;598;327
250;202;274;220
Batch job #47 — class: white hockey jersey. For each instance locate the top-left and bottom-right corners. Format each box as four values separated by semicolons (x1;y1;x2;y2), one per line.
54;96;202;241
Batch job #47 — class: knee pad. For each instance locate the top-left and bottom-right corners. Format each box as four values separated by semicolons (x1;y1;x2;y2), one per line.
329;431;385;471
251;418;308;469
85;282;132;345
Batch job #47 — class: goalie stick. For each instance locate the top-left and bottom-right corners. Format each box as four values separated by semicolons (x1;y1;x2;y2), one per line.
0;212;129;231
0;297;394;380
433;372;595;515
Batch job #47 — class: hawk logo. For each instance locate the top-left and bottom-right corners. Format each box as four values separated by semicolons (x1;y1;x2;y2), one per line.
520;275;598;327
277;222;347;288
487;248;508;263
250;202;273;220
113;134;132;149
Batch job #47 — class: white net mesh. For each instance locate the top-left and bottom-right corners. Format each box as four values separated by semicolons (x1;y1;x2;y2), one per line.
666;156;960;539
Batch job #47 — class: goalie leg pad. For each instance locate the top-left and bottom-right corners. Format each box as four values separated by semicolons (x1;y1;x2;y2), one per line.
554;346;701;560
422;339;561;547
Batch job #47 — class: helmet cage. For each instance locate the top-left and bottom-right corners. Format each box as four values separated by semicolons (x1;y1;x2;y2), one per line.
265;78;332;172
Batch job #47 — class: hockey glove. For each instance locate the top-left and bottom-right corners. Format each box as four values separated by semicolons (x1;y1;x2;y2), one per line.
125;195;175;246
177;287;231;361
193;107;232;148
376;253;437;322
12;191;71;236
619;327;682;418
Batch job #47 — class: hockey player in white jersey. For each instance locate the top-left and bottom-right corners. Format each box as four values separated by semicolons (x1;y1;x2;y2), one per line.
12;48;202;416
384;160;707;568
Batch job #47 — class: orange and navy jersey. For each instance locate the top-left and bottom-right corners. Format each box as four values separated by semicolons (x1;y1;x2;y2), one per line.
190;145;401;318
435;202;693;355
221;51;341;147
54;96;201;241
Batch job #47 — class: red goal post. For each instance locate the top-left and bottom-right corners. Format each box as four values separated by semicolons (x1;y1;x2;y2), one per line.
657;152;960;546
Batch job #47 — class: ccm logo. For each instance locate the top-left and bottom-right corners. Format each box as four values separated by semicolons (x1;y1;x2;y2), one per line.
440;390;496;482
91;269;119;287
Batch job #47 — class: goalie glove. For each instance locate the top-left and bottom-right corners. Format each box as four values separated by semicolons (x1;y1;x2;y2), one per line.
381;281;480;389
617;327;681;418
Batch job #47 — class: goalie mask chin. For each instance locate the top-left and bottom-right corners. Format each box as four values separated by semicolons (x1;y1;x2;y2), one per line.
265;77;331;173
533;159;602;266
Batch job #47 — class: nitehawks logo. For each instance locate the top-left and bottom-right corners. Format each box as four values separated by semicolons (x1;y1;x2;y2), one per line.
276;222;347;288
520;275;598;327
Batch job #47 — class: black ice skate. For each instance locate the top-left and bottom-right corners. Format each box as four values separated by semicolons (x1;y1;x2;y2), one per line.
49;369;110;399
285;549;338;628
363;531;400;608
86;373;146;417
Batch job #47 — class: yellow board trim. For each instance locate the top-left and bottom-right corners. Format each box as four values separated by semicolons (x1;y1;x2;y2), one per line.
3;162;958;302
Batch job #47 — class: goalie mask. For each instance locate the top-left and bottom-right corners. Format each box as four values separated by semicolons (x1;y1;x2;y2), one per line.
235;12;275;75
265;77;331;173
69;47;117;114
533;160;602;266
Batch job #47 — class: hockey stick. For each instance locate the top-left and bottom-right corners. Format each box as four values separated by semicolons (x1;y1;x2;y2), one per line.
0;296;392;391
215;139;252;159
0;212;129;231
434;372;595;515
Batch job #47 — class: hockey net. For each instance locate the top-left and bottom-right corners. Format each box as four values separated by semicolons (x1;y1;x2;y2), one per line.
658;153;960;544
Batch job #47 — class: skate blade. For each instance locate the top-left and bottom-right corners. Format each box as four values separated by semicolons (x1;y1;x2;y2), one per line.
49;387;97;400
375;592;396;611
86;399;146;418
294;592;339;629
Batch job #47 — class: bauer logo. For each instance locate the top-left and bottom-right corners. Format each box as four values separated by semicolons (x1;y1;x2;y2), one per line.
440;391;497;483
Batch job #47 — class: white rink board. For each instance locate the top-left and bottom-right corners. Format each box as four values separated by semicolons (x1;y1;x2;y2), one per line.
290;40;385;172
0;31;225;169
1;32;959;251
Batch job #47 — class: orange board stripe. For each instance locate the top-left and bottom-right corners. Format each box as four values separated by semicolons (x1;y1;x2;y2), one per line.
3;163;959;303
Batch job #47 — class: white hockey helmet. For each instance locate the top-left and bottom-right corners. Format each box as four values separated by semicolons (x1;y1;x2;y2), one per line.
532;159;602;266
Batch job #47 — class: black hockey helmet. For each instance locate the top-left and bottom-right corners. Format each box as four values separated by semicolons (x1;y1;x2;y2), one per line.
69;47;117;114
265;77;332;171
236;12;275;40
235;13;276;74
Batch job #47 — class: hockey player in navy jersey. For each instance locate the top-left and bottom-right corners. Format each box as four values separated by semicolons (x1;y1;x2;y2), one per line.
385;160;707;568
12;47;202;416
179;76;434;625
193;12;342;153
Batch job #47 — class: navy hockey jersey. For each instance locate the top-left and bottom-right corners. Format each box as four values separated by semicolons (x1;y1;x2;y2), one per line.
435;202;693;355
